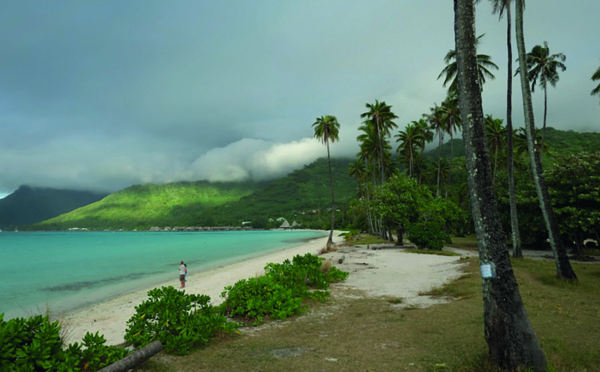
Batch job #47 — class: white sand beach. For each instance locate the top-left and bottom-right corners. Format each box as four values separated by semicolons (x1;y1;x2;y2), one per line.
64;233;466;346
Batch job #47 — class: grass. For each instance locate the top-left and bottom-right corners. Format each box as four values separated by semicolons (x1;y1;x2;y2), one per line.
134;248;600;372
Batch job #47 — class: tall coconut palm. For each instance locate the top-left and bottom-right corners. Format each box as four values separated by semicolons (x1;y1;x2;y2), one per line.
515;0;577;281
485;115;506;187
438;34;499;94
415;118;434;185
439;94;462;199
516;41;566;159
312;115;340;248
485;0;522;257
592;66;600;102
426;104;446;197
360;100;398;185
395;121;426;178
454;1;547;369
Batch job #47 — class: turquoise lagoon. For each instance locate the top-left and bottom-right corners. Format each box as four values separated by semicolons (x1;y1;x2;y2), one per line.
0;230;326;319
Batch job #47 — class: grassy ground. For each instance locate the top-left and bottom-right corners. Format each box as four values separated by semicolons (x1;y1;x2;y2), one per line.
135;237;600;372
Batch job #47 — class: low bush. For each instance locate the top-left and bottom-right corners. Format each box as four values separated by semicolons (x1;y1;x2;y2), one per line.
219;253;348;325
408;221;448;250
124;286;238;355
0;313;127;371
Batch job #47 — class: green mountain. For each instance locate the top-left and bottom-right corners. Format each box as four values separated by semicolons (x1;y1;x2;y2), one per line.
33;158;357;230
35;181;264;231
207;158;358;228
0;186;107;230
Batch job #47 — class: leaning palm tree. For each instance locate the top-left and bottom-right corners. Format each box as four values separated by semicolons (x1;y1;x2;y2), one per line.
591;65;600;103
438;34;499;94
394;122;425;178
515;0;577;281
516;41;566;159
360;100;398;185
455;1;547;369
312;115;340;249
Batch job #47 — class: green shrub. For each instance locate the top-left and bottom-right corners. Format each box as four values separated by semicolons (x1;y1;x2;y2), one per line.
408;221;448;250
219;253;349;325
124;286;238;355
0;313;128;371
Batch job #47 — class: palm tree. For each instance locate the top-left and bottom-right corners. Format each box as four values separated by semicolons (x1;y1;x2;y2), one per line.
360;100;398;185
395;121;426;178
515;0;577;281
414;118;434;185
516;41;566;159
439;94;462;199
312;115;340;249
426;104;446;197
592;66;600;102
454;1;547;369
486;0;522;257
438;34;499;94
485;115;506;187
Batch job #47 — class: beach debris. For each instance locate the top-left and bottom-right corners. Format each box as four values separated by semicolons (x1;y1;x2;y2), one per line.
98;340;163;372
338;255;346;264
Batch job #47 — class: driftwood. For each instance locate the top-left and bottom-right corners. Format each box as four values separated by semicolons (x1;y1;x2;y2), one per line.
98;341;163;372
338;255;346;264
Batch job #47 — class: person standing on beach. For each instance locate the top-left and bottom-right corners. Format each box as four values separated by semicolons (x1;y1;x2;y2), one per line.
179;261;187;288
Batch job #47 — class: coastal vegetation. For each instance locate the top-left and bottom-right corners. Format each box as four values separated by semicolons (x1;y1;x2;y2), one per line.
0;313;128;371
131;240;600;372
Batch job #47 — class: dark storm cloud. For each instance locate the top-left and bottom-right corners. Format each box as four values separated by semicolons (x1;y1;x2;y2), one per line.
0;0;598;198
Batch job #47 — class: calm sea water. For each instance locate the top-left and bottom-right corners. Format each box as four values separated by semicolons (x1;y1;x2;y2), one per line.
0;230;326;319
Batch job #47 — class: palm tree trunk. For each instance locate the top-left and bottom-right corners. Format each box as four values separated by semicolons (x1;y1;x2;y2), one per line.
492;144;498;187
436;134;443;197
515;0;577;280
455;1;547;370
506;3;522;258
446;129;454;200
541;80;548;160
326;142;335;247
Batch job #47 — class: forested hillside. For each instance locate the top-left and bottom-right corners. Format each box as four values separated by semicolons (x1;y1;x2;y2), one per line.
31;158;357;230
34;181;264;230
206;158;357;228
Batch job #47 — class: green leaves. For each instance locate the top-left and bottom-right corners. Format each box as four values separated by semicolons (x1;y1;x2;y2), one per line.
124;286;237;355
219;253;348;325
0;313;128;371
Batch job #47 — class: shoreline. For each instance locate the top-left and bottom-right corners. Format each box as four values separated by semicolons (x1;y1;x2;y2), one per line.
63;232;343;346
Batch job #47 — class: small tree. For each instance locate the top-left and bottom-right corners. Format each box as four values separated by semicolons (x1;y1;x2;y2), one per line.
545;152;600;255
371;174;460;249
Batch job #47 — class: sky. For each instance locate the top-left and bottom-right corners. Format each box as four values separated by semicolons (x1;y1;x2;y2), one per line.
1;0;599;198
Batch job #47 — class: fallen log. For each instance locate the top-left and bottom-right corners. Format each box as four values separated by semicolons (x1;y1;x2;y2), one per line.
98;341;163;372
338;255;346;264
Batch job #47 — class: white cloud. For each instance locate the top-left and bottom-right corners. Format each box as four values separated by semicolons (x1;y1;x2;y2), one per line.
189;138;326;182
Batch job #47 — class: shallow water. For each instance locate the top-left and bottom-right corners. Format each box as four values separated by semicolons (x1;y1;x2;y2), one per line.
0;230;325;319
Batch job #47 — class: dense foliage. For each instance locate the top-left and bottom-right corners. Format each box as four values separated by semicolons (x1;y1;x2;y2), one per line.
0;313;128;371
371;174;463;250
497;152;600;252
124;286;238;355
219;253;348;325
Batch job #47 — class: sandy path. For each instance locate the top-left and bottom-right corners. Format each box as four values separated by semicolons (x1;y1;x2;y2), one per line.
63;237;467;346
